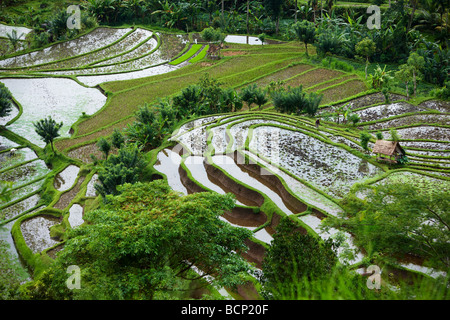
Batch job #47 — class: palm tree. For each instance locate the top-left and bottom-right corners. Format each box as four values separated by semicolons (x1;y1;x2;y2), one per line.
33;116;63;153
255;89;268;110
293;20;316;56
247;0;250;34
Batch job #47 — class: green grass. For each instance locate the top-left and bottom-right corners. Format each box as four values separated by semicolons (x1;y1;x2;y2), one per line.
319;79;369;105
169;44;203;65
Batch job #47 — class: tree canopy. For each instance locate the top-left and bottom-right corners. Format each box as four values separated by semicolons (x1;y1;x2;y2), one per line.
24;180;254;300
327;181;450;270
261;217;338;299
293;20;316;56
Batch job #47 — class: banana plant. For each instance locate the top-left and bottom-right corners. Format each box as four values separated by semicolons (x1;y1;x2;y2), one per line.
6;29;24;50
152;1;187;29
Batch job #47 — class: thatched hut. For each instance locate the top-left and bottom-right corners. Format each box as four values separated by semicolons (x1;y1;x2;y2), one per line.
372;140;405;164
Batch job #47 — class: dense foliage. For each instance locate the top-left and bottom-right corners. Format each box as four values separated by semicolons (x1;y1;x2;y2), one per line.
94;143;147;198
0;83;13;119
23;180;253;299
326;182;450;270
260;217;339;299
2;0;450;302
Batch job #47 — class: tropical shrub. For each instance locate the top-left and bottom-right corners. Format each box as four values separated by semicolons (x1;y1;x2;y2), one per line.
359;131;372;151
261;217;338;299
430;81;450;101
314;30;341;57
0;83;13;119
272;85;322;116
24;180;253;299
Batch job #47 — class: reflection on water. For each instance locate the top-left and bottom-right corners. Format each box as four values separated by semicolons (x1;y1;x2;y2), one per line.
68;204;84;229
224;35;265;45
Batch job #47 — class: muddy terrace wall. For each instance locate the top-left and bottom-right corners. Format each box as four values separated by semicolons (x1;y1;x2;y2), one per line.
202;159;265;207
231;151;309;215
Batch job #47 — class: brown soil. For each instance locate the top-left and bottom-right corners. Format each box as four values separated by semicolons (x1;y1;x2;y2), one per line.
67;143;119;163
222;51;247;56
179;164;208;194
233;151;308;215
223;206;267;227
54;176;86;210
203;159;265;207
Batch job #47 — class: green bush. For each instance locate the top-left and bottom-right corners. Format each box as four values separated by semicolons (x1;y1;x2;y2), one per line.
321;57;355;72
0;83;13;118
431;81;450;101
314;31;341;57
271;85;323;116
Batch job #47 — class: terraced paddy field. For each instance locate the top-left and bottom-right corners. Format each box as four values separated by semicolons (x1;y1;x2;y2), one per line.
1;25;449;299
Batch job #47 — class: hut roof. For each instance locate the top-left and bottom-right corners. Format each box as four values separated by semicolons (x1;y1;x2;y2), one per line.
372;140;401;156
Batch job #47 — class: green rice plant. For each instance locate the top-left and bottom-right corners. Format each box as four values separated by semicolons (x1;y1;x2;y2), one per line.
189;45;209;64
169;44;203;65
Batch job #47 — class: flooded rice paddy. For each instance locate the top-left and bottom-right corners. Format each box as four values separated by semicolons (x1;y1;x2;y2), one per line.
0;78;107;147
1;24;448;288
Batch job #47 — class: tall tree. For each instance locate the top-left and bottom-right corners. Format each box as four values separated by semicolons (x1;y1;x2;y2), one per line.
308;0;319;23
246;0;250;34
264;0;283;34
395;63;414;100
355;37;376;79
407;52;425;97
33;116;63;153
293;20;316;56
261;217;338;299
407;0;419;32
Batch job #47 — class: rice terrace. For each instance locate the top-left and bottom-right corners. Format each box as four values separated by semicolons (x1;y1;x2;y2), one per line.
0;0;449;303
